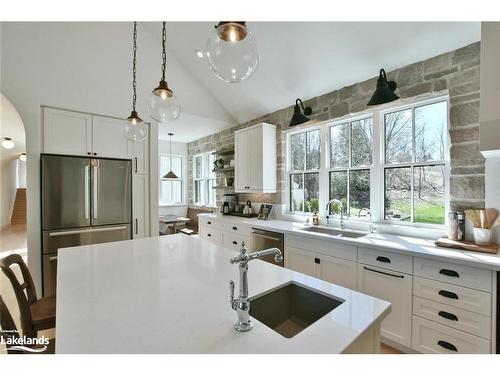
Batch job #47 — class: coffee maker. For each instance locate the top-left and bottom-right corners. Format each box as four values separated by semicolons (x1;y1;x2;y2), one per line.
220;193;238;214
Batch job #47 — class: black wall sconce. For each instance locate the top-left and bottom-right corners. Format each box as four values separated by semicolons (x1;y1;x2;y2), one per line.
289;98;313;126
367;69;399;106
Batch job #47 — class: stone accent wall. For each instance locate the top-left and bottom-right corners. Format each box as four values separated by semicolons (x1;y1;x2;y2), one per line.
187;42;483;212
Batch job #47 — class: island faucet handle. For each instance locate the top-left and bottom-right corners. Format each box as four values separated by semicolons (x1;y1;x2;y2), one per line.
229;280;235;306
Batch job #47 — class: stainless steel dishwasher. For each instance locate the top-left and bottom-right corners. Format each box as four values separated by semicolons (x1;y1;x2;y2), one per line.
250;228;284;267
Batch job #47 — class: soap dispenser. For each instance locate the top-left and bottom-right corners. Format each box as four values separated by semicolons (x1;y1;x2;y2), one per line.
312;212;320;226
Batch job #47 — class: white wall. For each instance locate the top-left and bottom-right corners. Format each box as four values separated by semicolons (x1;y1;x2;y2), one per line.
0;22;233;293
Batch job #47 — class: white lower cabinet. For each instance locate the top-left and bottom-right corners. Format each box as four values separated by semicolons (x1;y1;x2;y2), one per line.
199;226;223;245
357;263;413;348
132;174;149;239
222;233;251;252
285;246;317;278
412;316;490;354
285;246;357;290
318;253;357;290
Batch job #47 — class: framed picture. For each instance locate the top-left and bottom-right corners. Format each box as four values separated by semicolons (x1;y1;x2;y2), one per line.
257;204;273;220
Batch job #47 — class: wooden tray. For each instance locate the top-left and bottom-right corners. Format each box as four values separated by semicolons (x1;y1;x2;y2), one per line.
435;237;498;254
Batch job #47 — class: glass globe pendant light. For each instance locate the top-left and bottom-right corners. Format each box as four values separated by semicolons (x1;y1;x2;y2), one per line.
206;22;259;83
148;22;181;123
124;22;148;142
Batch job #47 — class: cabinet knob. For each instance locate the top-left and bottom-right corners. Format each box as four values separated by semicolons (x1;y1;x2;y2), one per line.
93;152;97;156
207;233;211;237
314;257;320;264
232;226;237;230
232;241;237;245
87;152;91;155
207;221;211;225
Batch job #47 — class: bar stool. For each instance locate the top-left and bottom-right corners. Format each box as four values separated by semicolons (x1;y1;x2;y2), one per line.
0;254;56;339
0;295;55;354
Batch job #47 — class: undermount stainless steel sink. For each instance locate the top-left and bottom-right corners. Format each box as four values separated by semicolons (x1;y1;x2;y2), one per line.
249;282;344;338
299;226;367;238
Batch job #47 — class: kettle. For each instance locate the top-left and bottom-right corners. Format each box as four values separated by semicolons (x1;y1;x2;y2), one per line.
243;200;253;215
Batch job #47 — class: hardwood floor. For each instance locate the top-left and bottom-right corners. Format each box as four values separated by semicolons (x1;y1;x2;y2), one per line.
380;343;403;354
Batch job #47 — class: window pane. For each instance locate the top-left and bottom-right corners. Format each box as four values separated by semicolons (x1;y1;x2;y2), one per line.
413;165;445;224
195;180;205;204
385;167;412;221
290;174;304;212
304;173;319;213
306;130;320;170
195;156;202;179
329;171;347;215
208;154;216;178
415;101;447;162
385;109;413;164
290;133;305;171
351;118;373;166
207;179;215;206
160;181;171;204
330;123;349;168
171;156;182;177
349;170;370;220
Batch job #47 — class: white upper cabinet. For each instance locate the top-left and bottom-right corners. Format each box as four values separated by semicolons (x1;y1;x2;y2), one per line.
92;115;130;159
43;107;92;156
129;137;149;175
234;123;276;193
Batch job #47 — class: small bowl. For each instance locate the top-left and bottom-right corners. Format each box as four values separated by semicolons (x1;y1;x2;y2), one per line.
473;228;493;245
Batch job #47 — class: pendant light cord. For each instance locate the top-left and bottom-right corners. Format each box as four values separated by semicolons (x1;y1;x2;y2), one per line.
161;22;167;81
132;21;138;112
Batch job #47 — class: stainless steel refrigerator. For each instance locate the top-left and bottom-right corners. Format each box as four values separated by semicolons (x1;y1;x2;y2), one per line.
41;154;132;296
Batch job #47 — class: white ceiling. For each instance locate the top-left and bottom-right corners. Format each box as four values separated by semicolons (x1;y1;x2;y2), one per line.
1;22;481;144
160;22;480;126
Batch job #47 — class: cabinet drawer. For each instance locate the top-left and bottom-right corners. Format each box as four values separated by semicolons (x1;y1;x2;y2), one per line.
199;217;223;230
286;234;357;262
414;257;492;292
358;247;412;274
199;227;222;245
412;316;490;353
413;277;491;316
223;233;250;252
222;222;252;236
413;296;491;339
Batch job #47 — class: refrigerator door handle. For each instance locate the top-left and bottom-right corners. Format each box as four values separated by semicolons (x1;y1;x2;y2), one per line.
84;165;90;220
48;226;129;237
93;165;98;219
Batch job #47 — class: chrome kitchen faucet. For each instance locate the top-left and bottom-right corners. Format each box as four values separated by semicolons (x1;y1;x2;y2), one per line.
229;242;283;332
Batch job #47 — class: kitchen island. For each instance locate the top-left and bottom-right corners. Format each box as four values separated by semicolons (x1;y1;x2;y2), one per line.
55;234;390;353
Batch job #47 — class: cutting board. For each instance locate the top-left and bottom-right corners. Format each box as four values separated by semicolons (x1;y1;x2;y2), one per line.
435;237;498;254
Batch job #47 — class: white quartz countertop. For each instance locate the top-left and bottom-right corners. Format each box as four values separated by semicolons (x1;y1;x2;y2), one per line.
56;235;390;354
199;214;500;271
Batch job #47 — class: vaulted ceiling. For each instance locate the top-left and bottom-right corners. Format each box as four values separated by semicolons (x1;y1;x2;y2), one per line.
1;22;481;143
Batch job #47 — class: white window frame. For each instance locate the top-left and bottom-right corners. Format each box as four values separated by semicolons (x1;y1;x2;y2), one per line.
286;125;323;214
193;151;216;207
327;114;374;220
377;96;450;229
284;94;450;231
159;153;186;207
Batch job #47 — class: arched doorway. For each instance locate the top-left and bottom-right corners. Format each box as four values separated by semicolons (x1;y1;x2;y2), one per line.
0;93;27;337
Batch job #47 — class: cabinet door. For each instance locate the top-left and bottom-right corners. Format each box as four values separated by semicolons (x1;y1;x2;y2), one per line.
92;115;130;159
132;174;149;239
284;246;317;277
248;126;262;191
319;255;357;290
129;137;149;175
234;128;251;192
43;107;92;156
357;264;413;347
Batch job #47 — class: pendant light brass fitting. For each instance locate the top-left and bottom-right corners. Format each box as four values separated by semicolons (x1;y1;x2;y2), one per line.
127;110;143;125
215;22;247;42
152;79;174;98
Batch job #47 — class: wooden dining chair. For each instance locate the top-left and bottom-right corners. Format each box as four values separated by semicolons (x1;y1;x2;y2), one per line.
0;254;56;339
0;295;55;354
